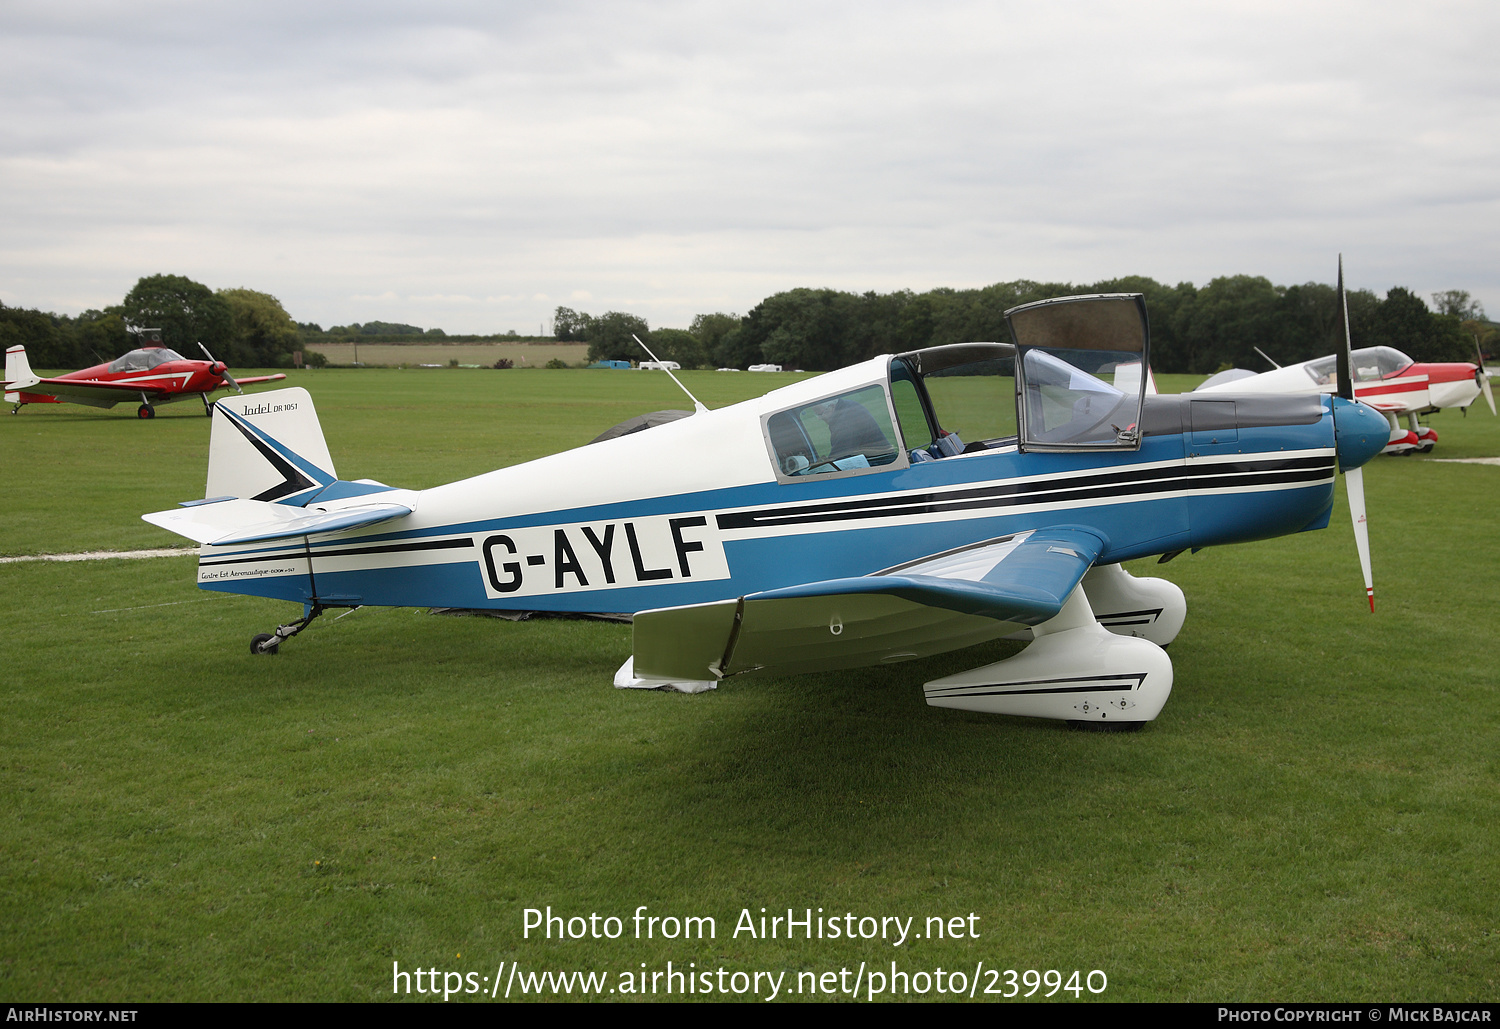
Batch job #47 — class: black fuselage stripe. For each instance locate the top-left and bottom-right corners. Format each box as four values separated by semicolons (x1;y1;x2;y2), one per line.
719;462;1333;530
200;537;473;567
720;456;1331;528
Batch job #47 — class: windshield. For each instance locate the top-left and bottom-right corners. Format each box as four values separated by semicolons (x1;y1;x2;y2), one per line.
1005;293;1149;451
108;348;184;372
1021;349;1136;446
1304;346;1413;385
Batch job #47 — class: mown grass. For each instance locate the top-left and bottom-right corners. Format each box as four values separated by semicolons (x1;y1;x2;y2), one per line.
1;368;1497;1001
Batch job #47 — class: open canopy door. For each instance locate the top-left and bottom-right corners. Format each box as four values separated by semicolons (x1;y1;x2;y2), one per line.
1004;293;1150;452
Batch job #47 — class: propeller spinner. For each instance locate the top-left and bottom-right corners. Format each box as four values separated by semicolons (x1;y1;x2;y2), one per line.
198;342;242;393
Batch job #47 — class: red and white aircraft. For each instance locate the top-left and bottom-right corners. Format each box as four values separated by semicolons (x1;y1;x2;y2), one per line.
4;333;285;419
1196;345;1494;454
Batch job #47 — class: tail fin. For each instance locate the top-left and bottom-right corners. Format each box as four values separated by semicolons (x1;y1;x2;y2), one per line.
5;345;39;401
207;388;337;503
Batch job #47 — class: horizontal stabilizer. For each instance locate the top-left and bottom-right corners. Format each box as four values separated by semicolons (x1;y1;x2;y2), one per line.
143;497;413;546
632;526;1106;681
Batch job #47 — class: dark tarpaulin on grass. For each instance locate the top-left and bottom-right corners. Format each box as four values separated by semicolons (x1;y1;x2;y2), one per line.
588;409;692;445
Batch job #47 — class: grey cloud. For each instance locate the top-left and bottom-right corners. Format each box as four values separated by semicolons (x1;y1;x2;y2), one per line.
2;1;1497;331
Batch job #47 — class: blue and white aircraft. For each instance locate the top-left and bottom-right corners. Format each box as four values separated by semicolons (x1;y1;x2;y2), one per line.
144;287;1388;729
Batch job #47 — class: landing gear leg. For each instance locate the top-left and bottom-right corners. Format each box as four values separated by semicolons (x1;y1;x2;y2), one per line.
201;394;216;416
251;603;325;655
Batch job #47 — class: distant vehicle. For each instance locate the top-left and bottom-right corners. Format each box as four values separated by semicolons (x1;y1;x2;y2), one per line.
4;332;286;419
588;360;632;370
1196;344;1494;454
639;360;681;371
748;363;782;372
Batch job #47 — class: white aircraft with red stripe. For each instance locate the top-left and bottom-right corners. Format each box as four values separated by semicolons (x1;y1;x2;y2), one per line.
1196;345;1494;455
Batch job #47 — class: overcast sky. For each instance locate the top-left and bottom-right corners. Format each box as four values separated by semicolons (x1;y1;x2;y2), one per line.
3;1;1497;334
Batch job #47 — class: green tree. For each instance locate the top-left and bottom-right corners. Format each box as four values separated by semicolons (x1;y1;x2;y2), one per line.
586;311;651;363
1168;275;1282;374
1431;290;1484;321
0;303;75;368
647;328;707;369
688;312;742;367
1355;287;1471;363
217;288;300;367
554;306;597;342
72;310;131;366
120;274;232;355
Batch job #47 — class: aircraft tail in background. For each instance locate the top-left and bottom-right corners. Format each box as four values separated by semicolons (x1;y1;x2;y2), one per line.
5;345;40;401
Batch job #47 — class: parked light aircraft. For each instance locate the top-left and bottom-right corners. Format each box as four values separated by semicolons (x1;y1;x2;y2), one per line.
143;285;1389;730
1196;344;1494;455
4;333;285;419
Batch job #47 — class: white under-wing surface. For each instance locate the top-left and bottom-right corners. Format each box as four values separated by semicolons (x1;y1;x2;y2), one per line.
628;527;1106;683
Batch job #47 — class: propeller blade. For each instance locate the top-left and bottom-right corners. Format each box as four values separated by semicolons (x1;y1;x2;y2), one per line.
1333;257;1374;612
197;341;242;393
1344;465;1374;612
1334;255;1355;401
1476;335;1495;415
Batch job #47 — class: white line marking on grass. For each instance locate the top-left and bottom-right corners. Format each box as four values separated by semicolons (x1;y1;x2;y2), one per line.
0;548;197;564
1431;457;1500;465
92;598;217;614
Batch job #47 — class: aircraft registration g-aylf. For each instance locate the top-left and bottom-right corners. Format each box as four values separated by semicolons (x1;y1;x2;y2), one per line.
145;288;1389;730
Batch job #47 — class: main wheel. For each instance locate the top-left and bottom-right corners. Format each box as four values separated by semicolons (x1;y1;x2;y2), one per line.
137;404;155;419
250;633;279;655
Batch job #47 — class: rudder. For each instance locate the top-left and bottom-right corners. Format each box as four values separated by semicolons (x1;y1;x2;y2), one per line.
5;345;38;402
206;388;337;503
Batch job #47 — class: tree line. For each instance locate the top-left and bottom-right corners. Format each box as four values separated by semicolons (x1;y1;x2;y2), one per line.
0;274;304;370
561;276;1494;374
5;271;1491;375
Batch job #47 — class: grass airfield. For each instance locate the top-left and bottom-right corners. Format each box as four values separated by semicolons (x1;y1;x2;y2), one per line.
1;368;1497;1002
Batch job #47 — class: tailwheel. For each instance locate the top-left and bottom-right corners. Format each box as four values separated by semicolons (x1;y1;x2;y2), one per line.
250;604;325;655
137;404;155;419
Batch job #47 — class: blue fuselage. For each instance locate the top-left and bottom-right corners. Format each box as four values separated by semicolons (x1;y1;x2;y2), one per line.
197;393;1373;616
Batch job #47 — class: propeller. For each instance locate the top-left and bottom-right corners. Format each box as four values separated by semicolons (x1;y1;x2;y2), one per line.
1333;256;1375;612
1475;335;1495;415
198;342;242;393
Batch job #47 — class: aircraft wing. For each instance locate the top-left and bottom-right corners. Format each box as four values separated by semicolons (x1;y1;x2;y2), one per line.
143;496;413;546
8;377;187;406
223;374;287;387
631;526;1106;681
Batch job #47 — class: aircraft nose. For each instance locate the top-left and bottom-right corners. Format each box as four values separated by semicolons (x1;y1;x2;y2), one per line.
1332;396;1387;471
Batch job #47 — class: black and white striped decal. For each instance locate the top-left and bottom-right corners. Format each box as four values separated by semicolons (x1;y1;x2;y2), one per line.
925;672;1150;700
717;453;1333;533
